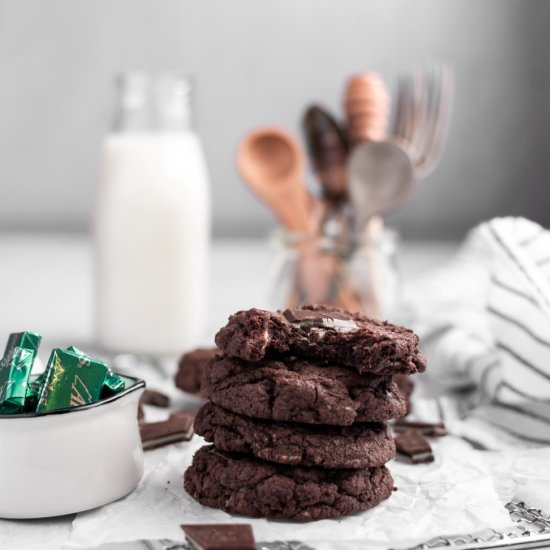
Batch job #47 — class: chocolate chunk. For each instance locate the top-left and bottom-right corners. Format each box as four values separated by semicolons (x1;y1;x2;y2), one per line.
140;410;194;450
194;402;396;469
184;445;394;521
394;429;434;464
215;305;426;375
202;355;406;425
176;347;218;395
393;419;446;437
181;524;256;550
283;306;359;332
282;306;355;324
140;389;170;408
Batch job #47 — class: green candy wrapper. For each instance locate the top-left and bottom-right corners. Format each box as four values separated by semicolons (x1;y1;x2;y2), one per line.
36;348;108;412
5;332;41;357
103;370;126;395
0;331;42;414
66;346;125;396
24;372;46;413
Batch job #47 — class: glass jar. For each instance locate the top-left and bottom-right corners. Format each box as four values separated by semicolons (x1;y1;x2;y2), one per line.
268;224;399;320
94;73;210;354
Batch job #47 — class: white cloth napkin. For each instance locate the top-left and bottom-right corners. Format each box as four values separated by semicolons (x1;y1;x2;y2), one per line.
403;217;550;450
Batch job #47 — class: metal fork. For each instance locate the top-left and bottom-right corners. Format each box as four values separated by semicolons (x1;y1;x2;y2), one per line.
393;63;454;179
347;64;454;229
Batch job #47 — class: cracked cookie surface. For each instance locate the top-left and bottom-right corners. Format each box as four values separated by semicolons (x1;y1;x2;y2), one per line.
215;305;426;375
194;402;396;468
184;445;394;521
202;356;406;425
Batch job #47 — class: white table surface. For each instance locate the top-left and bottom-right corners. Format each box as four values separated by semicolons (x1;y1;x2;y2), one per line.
0;233;458;549
0;233;456;350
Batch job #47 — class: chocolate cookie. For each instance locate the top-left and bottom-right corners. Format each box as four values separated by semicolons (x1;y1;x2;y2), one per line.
202;356;406;425
175;348;218;394
194;403;395;468
184;445;394;521
215;305;426;375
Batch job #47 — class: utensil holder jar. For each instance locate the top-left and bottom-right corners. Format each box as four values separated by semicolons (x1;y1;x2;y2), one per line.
268;228;400;320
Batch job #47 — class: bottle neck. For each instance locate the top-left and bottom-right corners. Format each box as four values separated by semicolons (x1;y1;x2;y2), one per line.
113;73;195;133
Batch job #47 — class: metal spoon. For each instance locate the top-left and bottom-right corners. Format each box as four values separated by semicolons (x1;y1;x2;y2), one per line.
347;139;415;231
348;65;453;231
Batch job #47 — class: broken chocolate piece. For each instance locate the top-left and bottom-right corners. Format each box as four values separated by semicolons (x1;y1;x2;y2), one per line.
140;388;170;408
181;524;256;550
283;307;352;323
282;307;358;332
140;410;194;450
394;429;434;464
393;419;446;437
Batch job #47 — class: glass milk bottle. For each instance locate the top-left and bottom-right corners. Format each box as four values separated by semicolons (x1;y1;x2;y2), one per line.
94;73;210;354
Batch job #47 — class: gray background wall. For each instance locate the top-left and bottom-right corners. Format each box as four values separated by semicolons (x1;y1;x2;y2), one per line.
0;0;549;239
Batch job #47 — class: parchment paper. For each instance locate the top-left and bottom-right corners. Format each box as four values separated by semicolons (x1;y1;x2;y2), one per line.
68;435;515;550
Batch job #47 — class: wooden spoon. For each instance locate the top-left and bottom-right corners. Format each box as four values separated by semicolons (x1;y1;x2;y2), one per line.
237;127;314;234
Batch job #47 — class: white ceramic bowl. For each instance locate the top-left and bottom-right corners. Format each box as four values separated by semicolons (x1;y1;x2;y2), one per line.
0;374;145;519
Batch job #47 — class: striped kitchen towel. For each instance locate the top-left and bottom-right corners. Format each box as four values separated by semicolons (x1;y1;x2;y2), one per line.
403;217;550;450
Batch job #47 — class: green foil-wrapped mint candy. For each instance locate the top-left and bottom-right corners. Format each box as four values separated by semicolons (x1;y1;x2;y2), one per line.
36;348;108;412
103;369;125;395
0;331;42;414
24;372;46;413
66;346;125;396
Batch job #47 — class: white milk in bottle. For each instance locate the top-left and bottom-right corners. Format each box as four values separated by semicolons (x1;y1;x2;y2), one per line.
95;74;210;354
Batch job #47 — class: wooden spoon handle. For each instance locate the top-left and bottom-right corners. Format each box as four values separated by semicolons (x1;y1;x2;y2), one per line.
343;73;390;144
265;178;315;234
236;128;315;234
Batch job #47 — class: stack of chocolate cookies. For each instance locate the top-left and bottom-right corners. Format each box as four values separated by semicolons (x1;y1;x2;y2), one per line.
184;305;426;521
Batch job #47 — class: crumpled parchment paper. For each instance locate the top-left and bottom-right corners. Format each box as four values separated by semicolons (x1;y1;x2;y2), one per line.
68;435;515;550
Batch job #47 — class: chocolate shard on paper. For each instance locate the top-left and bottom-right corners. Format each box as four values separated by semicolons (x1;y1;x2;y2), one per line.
140;410;194;450
181;524;256;550
140;388;170;408
395;429;435;464
393;419;446;437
